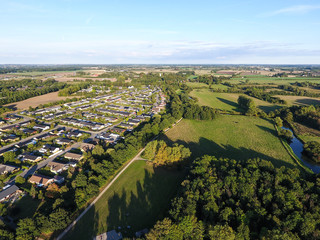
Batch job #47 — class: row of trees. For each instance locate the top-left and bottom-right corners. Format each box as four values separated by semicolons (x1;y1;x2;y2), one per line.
0;79;66;105
147;155;320;240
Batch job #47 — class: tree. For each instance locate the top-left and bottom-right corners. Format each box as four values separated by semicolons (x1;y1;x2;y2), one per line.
3;151;15;163
274;117;283;127
15;176;25;185
30;185;37;199
16;218;38;240
208;224;235;240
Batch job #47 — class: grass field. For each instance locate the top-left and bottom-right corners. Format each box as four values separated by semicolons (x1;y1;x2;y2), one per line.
185;82;209;88
4;91;78;110
275;95;320;106
64;160;185;239
189;89;282;112
163;116;297;169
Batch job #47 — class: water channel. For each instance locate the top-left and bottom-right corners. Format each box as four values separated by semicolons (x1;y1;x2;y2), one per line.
282;127;320;174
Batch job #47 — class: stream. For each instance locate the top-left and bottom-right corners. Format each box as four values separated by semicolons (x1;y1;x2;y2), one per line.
282;127;320;174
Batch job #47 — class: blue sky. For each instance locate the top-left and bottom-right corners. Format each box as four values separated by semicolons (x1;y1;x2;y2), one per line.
0;0;320;64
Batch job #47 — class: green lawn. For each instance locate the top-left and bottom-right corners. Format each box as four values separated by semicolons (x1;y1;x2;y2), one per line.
189;89;282;112
163;116;297;169
64;160;185;239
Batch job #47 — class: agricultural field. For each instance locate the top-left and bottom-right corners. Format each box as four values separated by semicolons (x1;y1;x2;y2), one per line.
275;95;320;106
164;116;297;169
64;160;185;240
4;91;78;110
189;88;282;112
227;75;320;85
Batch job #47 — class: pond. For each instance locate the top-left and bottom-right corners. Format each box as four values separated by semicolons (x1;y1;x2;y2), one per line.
282;127;320;174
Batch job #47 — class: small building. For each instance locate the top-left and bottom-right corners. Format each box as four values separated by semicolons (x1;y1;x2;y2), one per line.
0;185;20;202
39;144;60;154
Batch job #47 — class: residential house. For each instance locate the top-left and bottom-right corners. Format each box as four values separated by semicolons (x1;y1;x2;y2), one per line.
64;152;84;161
39;144;60;154
0;164;19;175
79;143;95;152
110;127;126;134
47;161;68;174
54;175;65;184
0;185;21;202
20;153;42;162
1;135;19;143
29;174;54;187
55;138;73;145
33;124;50;131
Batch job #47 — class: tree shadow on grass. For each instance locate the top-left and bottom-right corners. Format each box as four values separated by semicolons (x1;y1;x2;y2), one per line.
59;201;100;240
256;125;278;138
104;167;184;238
258;105;282;113
216;97;241;111
63;164;185;239
295;98;320;106
162;134;297;170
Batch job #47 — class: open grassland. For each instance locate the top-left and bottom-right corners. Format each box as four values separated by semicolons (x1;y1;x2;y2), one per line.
4;91;78;110
190;88;282;112
186;82;209;88
275;95;320;106
293;122;320;144
164;116;297;169
64;160;185;240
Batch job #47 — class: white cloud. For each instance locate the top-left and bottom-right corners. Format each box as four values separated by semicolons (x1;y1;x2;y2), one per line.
264;5;320;16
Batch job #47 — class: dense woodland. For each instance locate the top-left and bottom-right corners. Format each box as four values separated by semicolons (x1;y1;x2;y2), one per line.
146;156;320;240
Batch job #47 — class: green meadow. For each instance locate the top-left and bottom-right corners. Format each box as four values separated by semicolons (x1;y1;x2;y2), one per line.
164;116;298;169
64;160;185;240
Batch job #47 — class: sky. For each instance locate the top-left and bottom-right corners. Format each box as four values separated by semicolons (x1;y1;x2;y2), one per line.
0;0;320;64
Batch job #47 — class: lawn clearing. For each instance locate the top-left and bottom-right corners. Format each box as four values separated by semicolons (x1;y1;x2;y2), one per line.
228;76;320;85
189;89;281;112
64;160;185;240
164;116;297;169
